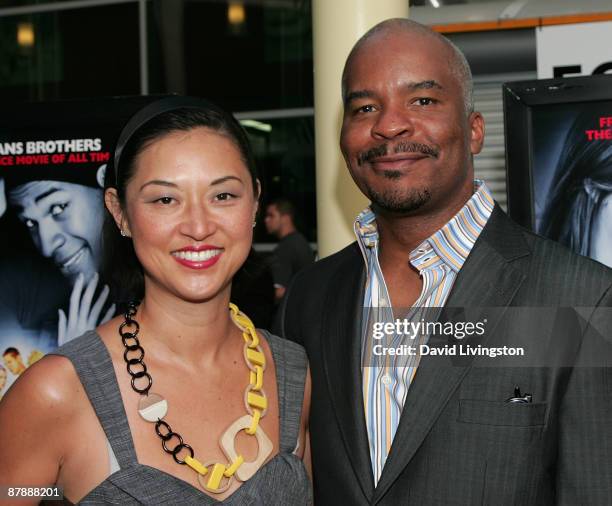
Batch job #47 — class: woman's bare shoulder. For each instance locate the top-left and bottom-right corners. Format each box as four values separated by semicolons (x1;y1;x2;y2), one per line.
0;354;91;489
0;353;86;419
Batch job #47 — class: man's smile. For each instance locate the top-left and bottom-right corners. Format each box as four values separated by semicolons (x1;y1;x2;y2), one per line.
55;245;88;272
357;141;440;167
370;153;431;172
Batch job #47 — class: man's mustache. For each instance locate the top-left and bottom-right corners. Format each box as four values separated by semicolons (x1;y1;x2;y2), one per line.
357;141;440;166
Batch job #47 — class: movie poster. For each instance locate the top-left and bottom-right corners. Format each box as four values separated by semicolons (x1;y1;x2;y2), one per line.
531;101;612;268
0;97;155;397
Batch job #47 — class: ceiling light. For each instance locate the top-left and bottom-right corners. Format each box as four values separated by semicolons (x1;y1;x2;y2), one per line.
17;22;35;48
240;119;272;133
228;2;245;26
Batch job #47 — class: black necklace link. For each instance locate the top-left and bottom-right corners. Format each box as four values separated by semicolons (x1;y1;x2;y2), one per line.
121;302;195;465
119;302;152;395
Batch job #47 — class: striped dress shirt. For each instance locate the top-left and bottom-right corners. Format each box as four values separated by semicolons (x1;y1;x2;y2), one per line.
354;180;495;484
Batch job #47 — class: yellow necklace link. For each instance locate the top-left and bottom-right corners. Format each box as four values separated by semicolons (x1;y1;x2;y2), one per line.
129;302;272;494
177;303;270;492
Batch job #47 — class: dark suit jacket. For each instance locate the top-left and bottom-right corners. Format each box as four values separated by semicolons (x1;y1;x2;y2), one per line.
279;206;612;505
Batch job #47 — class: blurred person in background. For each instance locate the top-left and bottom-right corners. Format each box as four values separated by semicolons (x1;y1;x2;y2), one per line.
264;198;313;302
2;347;26;376
0;365;6;394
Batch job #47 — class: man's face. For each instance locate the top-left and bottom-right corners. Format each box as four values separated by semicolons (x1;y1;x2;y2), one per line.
340;30;484;217
3;353;23;375
9;181;104;285
264;204;282;236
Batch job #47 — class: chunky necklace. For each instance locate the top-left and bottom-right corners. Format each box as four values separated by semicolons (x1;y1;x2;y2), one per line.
119;301;273;494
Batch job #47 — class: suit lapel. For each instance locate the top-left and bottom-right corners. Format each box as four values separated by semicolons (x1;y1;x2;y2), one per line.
373;207;530;503
321;246;375;501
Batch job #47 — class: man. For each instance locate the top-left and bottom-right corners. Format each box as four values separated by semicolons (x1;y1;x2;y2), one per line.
264;198;314;301
4;172;114;344
2;348;26;376
8;180;104;286
279;19;612;505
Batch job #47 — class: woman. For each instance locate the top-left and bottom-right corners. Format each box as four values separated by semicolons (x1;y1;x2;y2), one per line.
540;107;612;267
0;97;312;504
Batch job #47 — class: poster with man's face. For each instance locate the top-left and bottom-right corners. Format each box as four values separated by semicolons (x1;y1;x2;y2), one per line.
0;97;155;396
0;132;111;395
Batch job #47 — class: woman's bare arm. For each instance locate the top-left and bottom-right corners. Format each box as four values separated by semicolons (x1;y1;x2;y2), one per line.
0;356;81;506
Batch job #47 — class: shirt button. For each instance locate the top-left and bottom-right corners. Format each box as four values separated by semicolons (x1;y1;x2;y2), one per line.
382;375;392;386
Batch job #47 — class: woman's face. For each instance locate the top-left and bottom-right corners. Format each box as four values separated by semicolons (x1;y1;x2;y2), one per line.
590;192;612;268
111;127;258;303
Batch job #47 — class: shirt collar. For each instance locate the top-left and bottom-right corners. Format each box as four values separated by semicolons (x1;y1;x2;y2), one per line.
354;180;495;273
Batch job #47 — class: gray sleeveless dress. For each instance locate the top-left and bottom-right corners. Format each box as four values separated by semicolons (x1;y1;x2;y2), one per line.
52;330;312;505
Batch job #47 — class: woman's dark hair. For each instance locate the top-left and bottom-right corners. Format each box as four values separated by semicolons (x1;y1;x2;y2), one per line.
102;97;259;304
541;108;612;257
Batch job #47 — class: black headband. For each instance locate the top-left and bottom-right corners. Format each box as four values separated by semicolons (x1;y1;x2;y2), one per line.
112;96;218;184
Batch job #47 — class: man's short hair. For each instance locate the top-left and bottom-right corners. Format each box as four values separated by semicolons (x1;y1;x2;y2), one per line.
3;347;20;358
269;198;296;220
341;18;474;115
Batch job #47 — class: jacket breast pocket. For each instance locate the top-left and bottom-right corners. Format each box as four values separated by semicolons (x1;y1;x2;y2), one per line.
458;399;547;427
